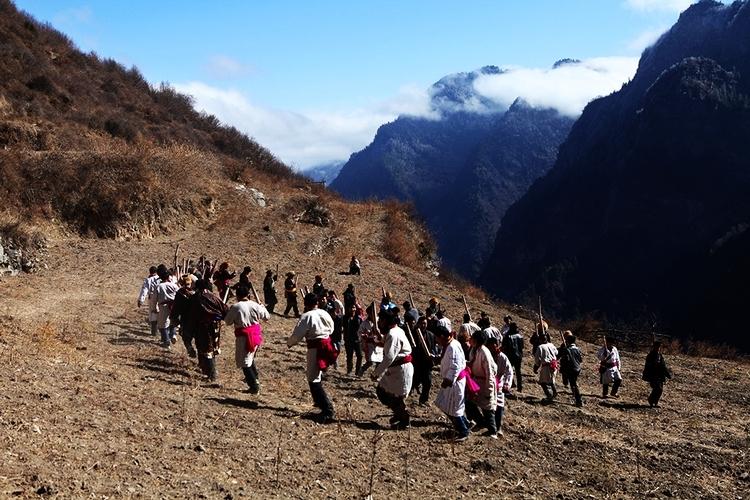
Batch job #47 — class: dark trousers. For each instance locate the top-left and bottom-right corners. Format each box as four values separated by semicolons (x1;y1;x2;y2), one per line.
199;355;217;381
453;416;469;438
243;363;260;393
308;382;334;418
181;325;196;356
602;379;622;397
567;371;583;406
345;341;362;375
284;296;299;317
376;386;409;425
511;359;523;392
149;320;158;336
413;362;432;404
266;301;276;314
648;381;664;406
540;382;557;401
466;401;497;435
495;405;505;430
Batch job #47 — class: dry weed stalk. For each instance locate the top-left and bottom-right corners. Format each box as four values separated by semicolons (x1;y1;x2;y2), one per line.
275;424;283;486
366;430;384;499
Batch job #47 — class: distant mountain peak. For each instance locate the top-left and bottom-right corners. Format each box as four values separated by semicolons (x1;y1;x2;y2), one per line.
429;66;507;114
553;58;581;69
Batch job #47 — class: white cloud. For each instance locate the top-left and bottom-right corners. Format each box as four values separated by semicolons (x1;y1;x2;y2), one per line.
174;82;435;169
627;25;670;53
472;57;639;117
205;55;254;79
624;0;694;12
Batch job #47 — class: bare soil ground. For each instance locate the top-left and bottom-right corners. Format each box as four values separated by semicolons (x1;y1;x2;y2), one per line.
1;192;749;499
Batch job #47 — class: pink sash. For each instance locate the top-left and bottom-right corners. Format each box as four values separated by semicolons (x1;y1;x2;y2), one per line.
235;324;263;353
458;367;481;396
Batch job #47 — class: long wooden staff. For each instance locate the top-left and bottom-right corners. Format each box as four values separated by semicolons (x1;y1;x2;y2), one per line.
405;319;429;357
402;318;417;347
461;294;471;322
173;243;180;272
249;281;261;303
408;291;416;311
381;286;387;299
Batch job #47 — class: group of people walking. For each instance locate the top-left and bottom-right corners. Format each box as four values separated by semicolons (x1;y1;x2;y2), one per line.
137;257;673;440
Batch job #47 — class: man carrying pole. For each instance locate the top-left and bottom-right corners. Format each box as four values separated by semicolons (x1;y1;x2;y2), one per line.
283;272;300;318
371;310;414;430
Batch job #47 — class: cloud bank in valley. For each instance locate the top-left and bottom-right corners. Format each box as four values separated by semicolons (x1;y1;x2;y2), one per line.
174;82;434;169
473;57;639;117
177;57;638;169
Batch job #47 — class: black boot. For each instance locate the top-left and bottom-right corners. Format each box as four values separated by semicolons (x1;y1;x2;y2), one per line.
207;357;218;382
309;382;334;423
243;365;260;394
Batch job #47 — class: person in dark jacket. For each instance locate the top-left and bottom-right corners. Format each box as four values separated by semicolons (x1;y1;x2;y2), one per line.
343;283;357;311
169;274;197;358
190;280;228;381
502;322;524;392
642;341;672;407
557;332;584;407
283;272;300;318
263;269;278;313
343;303;363;376
411;315;437;405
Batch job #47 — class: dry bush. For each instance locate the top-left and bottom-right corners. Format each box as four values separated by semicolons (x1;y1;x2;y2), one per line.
662;337;743;361
382;200;436;270
7;143;221;238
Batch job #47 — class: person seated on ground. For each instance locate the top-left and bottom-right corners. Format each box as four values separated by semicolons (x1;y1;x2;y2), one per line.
349;256;361;275
642;341;671;408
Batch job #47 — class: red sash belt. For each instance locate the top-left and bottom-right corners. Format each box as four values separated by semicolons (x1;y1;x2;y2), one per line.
235;324;263;353
390;354;413;367
306;337;339;371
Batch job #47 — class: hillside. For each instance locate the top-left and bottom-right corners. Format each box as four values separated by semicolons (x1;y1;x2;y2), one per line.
482;0;750;350
330;68;572;279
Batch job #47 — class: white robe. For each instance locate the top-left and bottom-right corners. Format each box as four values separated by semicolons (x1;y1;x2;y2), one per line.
155;281;179;329
358;319;383;363
469;345;497;410
483;326;502;341
458;321;480;340
495;352;514;408
225;300;270;368
534;342;558;384
287;308;334;383
373;326;413;397
437;317;452;332
597;346;623;385
435;339;466;417
143;275;160;323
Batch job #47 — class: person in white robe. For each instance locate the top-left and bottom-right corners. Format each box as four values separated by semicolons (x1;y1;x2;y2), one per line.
287;293;336;423
458;314;480;347
597;339;623;398
434;326;470;441
488;337;514;435
533;333;559;402
224;285;270;394
137;266;159;335
466;330;499;438
155;269;179;349
371;312;414;429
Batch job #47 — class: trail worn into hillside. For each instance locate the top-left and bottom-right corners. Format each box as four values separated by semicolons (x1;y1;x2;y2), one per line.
0;198;749;499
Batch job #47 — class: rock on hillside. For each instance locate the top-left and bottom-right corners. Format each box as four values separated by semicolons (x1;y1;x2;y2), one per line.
481;0;750;350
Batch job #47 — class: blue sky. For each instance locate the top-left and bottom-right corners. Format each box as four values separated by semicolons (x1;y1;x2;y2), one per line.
16;0;704;168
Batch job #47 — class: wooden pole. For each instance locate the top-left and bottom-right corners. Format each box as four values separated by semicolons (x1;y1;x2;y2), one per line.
405;321;428;356
249;281;261;303
408;291;416;311
461;294;471;322
173;243;180;272
402;319;417;348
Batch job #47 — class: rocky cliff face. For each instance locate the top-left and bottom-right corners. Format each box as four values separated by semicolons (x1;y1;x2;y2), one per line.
330;67;572;278
481;0;750;348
